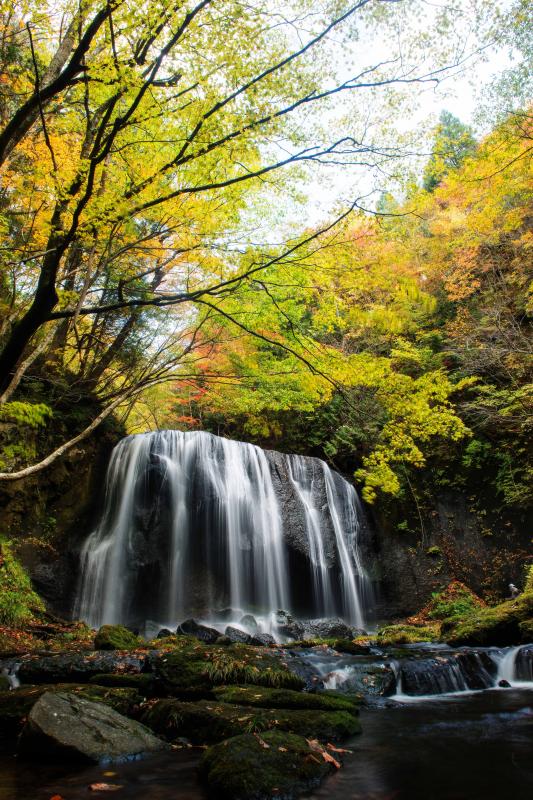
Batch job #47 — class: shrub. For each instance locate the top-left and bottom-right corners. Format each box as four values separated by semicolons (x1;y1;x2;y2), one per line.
0;538;44;626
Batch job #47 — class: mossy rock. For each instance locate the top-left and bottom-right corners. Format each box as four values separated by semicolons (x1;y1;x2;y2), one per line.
376;624;440;646
200;730;334;800
94;624;142;651
89;672;156;694
0;684;142;738
443;592;533;647
154;643;304;698
152;649;215;699
213;686;359;715
140;698;360;744
518;619;533;641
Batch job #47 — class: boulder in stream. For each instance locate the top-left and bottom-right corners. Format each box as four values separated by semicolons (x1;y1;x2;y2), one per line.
176;618;221;644
225;626;252;644
18;691;168;763
200;730;335;800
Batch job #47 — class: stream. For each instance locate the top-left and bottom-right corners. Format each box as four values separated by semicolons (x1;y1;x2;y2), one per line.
0;689;531;800
1;644;532;800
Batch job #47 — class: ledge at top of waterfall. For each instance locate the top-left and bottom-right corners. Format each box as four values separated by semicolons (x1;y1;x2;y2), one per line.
75;430;371;636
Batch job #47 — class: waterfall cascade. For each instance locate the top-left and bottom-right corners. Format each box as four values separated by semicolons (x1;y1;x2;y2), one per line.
75;430;371;633
292;644;533;699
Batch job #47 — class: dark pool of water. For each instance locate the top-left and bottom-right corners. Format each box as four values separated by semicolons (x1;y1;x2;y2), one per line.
1;689;532;800
314;688;533;800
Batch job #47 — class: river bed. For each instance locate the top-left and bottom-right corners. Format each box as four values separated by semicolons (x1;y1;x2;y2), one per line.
1;687;532;800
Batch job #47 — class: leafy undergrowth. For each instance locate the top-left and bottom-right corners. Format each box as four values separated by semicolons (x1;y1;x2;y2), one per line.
0;538;44;627
407;581;486;626
442;590;533;646
376;575;533;647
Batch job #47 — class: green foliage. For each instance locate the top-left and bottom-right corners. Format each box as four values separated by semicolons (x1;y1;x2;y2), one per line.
442;592;533;646
0;538;44;627
423;111;477;192
0;401;52;428
427;593;480;622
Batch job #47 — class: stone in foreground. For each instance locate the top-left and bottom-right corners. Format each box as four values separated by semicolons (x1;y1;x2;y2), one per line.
200;730;334;800
18;691;168;763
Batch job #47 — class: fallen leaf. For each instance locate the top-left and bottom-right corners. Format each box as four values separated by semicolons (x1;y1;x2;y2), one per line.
102;772;117;777
278;746;288;752
327;743;352;754
88;783;123;792
49;795;64;800
254;733;270;749
321;750;341;769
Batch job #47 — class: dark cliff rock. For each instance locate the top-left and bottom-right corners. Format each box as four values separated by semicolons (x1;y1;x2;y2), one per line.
366;488;532;618
0;422;120;617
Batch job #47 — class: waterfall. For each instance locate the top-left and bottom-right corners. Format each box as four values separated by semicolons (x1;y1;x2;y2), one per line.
75;430;370;632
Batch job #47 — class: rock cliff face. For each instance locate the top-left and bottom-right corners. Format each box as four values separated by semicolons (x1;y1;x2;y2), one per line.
2;427;530;623
0;425;118;616
366;490;532;618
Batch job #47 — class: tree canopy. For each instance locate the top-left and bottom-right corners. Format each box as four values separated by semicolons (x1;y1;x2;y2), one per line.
0;0;531;512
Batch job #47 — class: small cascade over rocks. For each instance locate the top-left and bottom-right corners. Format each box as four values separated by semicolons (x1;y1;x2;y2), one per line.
281;644;533;700
75;430;371;633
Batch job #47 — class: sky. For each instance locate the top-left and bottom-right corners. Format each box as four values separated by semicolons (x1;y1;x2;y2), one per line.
248;0;520;231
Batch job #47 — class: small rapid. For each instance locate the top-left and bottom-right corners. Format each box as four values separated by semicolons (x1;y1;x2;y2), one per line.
282;643;533;701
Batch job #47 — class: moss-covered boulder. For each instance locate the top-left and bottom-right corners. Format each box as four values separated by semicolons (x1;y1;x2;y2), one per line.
443;592;533;646
94;624;142;651
140;698;360;744
0;684;142;739
213;685;359;715
376;623;440;646
153;642;304;698
200;730;334;800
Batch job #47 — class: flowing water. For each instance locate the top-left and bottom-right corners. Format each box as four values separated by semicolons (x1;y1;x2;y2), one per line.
75;430;370;632
2;686;531;800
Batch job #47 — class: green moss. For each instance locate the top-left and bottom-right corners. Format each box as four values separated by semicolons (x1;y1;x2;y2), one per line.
154;643;304;698
426;582;485;622
443;592;533;646
153;649;216;698
200;730;333;800
377;623;439;645
524;565;533;594
142;698;359;746
0;538;44;627
94;624;142;651
213;686;359;715
518;619;533;640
